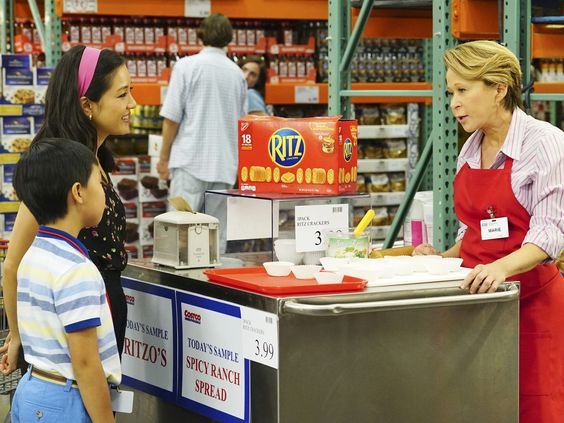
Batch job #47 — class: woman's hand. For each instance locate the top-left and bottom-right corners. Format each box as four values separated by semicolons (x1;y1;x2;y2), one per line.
460;262;509;294
412;243;440;256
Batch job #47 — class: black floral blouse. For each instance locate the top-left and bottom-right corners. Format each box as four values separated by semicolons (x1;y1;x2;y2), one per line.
79;176;128;272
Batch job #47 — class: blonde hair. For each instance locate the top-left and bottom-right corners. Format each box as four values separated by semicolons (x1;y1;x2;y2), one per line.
443;40;523;111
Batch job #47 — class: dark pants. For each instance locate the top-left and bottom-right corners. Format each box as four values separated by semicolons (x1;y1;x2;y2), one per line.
101;270;127;358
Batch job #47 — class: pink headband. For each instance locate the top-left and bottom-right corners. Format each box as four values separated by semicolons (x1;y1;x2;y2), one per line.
77;47;101;97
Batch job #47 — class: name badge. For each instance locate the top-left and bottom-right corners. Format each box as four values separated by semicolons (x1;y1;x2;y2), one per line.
480;217;509;240
111;387;134;413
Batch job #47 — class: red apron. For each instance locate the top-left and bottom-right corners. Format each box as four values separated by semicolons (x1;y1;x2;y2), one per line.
454;157;564;422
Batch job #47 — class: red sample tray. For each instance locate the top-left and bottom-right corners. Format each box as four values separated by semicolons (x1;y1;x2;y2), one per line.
204;267;367;295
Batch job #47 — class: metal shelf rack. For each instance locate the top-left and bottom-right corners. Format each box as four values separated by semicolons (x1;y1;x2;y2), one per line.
328;0;562;251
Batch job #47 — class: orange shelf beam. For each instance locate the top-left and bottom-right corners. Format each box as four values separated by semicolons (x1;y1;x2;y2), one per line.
212;0;328;20
533;82;564;94
531;24;564;59
265;82;432;105
352;8;432;39
54;0;327;19
131;83;166;106
451;0;499;40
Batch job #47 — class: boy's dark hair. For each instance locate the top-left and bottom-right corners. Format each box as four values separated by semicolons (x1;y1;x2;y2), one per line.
34;45;125;172
13;138;97;225
197;13;233;47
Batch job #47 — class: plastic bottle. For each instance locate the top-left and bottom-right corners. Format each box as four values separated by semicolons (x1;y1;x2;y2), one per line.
237;21;247;46
124;19;136;45
146;55;157;79
154;19;165;43
177;19;188;45
100;18;112;42
136;54;147;78
80;17;92;44
134;18;144;45
91;18;102;44
187;20;198;45
282;22;293;46
126;54;137;78
69;18;81;43
112;18;125;41
166;19;178;42
287;56;297;78
255;21;265;43
156;54;167;77
246;20;256;47
144;18;155;45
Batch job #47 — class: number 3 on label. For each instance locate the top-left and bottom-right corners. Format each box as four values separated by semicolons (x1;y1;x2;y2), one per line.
314;231;322;246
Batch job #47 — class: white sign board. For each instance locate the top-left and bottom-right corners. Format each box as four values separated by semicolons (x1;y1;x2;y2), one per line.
63;0;97;13
185;0;211;17
294;85;320;104
227;196;277;240
121;278;176;402
294;204;349;252
178;292;250;423
241;307;279;369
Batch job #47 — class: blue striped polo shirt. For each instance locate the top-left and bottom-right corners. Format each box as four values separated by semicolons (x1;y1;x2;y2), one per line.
17;226;121;384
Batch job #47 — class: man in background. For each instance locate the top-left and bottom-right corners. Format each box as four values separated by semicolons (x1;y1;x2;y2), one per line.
157;13;247;212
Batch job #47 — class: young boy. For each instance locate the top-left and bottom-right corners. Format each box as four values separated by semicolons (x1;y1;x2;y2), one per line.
10;137;120;422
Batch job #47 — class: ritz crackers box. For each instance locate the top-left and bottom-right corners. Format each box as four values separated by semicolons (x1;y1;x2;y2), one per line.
238;116;358;194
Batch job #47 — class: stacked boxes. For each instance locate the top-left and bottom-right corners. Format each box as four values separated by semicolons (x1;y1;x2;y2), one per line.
1;54;54;107
110;152;168;260
238;115;358;195
0;54;50;238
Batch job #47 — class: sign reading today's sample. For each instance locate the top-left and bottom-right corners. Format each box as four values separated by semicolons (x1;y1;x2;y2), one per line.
178;292;250;423
122;277;280;422
121;278;177;401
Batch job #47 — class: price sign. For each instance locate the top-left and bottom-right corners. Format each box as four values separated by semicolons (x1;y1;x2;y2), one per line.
294;85;319;104
240;307;278;369
294;204;349;253
185;0;211;17
63;0;97;13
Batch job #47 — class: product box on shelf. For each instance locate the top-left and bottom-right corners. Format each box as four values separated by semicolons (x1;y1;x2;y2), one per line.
0;211;17;237
2;67;35;104
34;67;54;104
0;116;32;153
138;174;167;202
0;54;31;69
238;115;358;195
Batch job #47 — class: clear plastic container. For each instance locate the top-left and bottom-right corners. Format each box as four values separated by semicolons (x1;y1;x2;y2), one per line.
325;229;370;259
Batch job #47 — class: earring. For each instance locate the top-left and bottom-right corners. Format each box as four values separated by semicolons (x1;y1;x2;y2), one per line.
88;114;92;120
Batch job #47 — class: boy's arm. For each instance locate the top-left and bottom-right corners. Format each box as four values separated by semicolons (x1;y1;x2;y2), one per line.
68;327;115;423
1;203;39;374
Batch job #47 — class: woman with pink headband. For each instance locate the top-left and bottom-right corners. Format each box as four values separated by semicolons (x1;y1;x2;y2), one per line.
1;46;136;386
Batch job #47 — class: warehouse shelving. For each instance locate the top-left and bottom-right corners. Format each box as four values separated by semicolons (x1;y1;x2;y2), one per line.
2;0;562;247
327;0;563;250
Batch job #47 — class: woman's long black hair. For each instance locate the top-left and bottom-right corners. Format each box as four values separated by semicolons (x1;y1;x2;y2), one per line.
33;45;125;172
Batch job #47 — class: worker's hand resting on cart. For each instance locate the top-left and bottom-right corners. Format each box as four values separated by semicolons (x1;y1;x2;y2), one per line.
413;242;502;293
414;242;550;294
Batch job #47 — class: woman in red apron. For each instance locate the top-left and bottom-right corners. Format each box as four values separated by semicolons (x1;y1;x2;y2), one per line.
415;40;564;422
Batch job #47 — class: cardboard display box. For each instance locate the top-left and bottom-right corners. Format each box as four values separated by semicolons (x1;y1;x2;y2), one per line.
238;115;358;194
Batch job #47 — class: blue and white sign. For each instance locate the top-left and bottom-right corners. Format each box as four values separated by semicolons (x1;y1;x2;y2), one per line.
121;277;177;402
177;292;250;423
